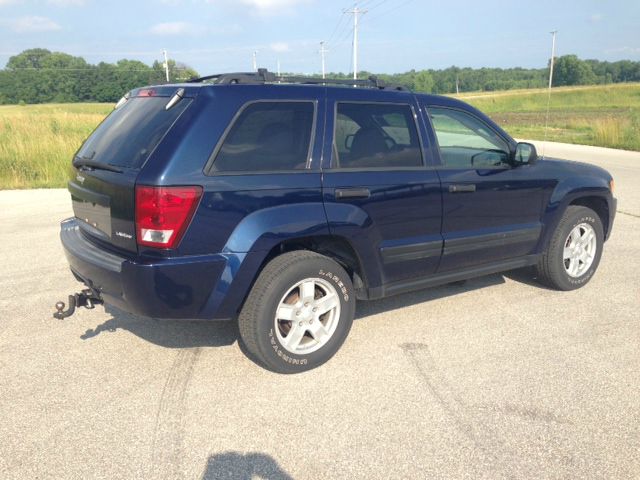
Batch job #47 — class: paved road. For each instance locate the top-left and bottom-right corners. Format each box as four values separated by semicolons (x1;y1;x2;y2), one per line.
0;142;638;479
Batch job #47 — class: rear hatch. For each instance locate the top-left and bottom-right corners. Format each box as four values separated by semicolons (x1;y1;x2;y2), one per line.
68;86;194;253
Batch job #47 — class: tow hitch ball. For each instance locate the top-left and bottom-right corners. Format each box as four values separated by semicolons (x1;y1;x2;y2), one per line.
53;289;103;319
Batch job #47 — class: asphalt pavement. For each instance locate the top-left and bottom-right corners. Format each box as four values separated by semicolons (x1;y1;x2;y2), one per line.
0;141;638;479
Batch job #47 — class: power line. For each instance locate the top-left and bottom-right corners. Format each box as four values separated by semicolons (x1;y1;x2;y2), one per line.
361;0;389;12
365;0;416;24
326;10;349;45
328;14;353;49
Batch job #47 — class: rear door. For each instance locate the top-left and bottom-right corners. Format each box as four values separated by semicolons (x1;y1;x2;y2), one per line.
322;89;442;290
423;104;551;272
68;87;194;253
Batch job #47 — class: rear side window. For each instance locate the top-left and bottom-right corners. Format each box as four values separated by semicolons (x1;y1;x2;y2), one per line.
333;103;423;169
210;101;315;173
76;97;191;169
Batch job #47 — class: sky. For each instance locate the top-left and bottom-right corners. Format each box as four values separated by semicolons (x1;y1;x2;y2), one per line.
0;0;639;75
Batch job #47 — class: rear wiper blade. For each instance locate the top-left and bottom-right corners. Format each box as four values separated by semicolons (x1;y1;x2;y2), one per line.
73;157;123;173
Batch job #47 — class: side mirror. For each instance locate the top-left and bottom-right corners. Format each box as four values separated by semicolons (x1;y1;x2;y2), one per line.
514;142;538;165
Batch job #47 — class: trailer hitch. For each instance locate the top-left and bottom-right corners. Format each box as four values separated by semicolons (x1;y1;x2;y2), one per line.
53;288;103;319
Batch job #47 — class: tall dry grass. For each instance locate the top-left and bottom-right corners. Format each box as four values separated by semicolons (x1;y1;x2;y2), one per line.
0;103;111;189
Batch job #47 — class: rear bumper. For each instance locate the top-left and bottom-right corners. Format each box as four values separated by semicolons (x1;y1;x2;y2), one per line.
60;218;255;320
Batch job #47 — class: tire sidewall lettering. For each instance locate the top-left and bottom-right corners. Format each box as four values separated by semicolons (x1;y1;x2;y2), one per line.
269;329;308;366
318;269;349;302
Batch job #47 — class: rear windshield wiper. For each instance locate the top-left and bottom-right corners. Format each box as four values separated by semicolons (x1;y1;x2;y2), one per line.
73;157;123;173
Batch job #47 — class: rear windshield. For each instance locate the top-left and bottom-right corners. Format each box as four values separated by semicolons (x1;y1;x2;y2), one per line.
76;96;191;169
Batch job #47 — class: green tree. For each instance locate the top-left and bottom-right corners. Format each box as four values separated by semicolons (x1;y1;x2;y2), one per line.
552;55;596;86
413;71;434;93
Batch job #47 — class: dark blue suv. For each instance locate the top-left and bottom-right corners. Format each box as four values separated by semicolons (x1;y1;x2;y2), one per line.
58;70;616;373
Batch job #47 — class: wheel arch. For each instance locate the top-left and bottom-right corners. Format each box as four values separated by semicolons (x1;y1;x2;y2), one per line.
214;234;375;320
569;195;610;239
258;235;375;301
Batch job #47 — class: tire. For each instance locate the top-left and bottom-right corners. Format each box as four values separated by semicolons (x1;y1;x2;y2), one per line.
536;206;604;291
238;251;356;374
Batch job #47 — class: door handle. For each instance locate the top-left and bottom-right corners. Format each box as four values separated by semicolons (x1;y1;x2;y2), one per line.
335;188;371;200
449;184;476;193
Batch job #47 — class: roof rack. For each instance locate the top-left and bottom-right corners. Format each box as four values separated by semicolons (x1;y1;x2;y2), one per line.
187;68;409;91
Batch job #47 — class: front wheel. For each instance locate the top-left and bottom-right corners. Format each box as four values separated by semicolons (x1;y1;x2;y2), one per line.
536;206;604;291
238;251;356;373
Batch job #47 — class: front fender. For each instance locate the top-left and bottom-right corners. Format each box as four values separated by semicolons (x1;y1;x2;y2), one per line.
539;176;614;252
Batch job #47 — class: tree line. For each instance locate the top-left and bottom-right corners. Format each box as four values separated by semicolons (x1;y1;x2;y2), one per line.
344;55;640;94
0;48;198;105
1;48;640;105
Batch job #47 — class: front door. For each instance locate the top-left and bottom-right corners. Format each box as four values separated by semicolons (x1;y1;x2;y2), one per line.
425;105;553;272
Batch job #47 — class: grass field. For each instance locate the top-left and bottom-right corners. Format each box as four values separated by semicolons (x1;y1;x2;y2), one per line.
457;83;640;151
0;103;112;189
0;83;638;189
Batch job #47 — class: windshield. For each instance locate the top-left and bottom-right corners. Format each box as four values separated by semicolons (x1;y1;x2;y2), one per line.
76;96;191;169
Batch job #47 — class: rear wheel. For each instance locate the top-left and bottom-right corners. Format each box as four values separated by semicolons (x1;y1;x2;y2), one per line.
238;251;355;373
536;206;604;291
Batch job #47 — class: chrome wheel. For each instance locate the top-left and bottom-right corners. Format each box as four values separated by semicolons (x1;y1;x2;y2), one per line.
274;277;341;355
563;223;597;278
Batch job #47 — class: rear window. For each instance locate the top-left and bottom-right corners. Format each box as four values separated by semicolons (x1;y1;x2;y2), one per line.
76;96;191;169
209;101;315;173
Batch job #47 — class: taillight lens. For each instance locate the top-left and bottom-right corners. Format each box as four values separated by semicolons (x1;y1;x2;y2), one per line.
135;185;203;249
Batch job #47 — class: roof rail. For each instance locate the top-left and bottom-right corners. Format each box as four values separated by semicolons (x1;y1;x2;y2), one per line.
187;68;409;91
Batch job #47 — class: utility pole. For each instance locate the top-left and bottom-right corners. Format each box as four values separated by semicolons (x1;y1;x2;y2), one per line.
548;30;557;89
543;31;558;160
277;59;281;76
344;3;367;80
319;41;328;79
252;51;258;72
162;49;170;82
456;74;460;94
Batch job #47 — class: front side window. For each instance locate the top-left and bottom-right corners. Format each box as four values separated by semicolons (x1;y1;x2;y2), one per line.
210;101;315;173
428;107;510;168
333;103;423;169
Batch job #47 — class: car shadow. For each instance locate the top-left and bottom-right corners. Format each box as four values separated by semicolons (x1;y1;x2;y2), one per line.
80;305;239;348
200;451;294;480
355;272;509;320
79;269;541;348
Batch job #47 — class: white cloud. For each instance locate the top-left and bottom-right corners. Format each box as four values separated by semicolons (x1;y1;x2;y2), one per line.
6;16;62;32
46;0;86;6
149;21;241;36
605;46;640;54
0;0;21;5
589;13;603;23
239;0;310;14
149;21;199;35
270;42;289;52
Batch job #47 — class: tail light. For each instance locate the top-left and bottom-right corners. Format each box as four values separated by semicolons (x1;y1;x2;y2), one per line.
135;185;202;249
